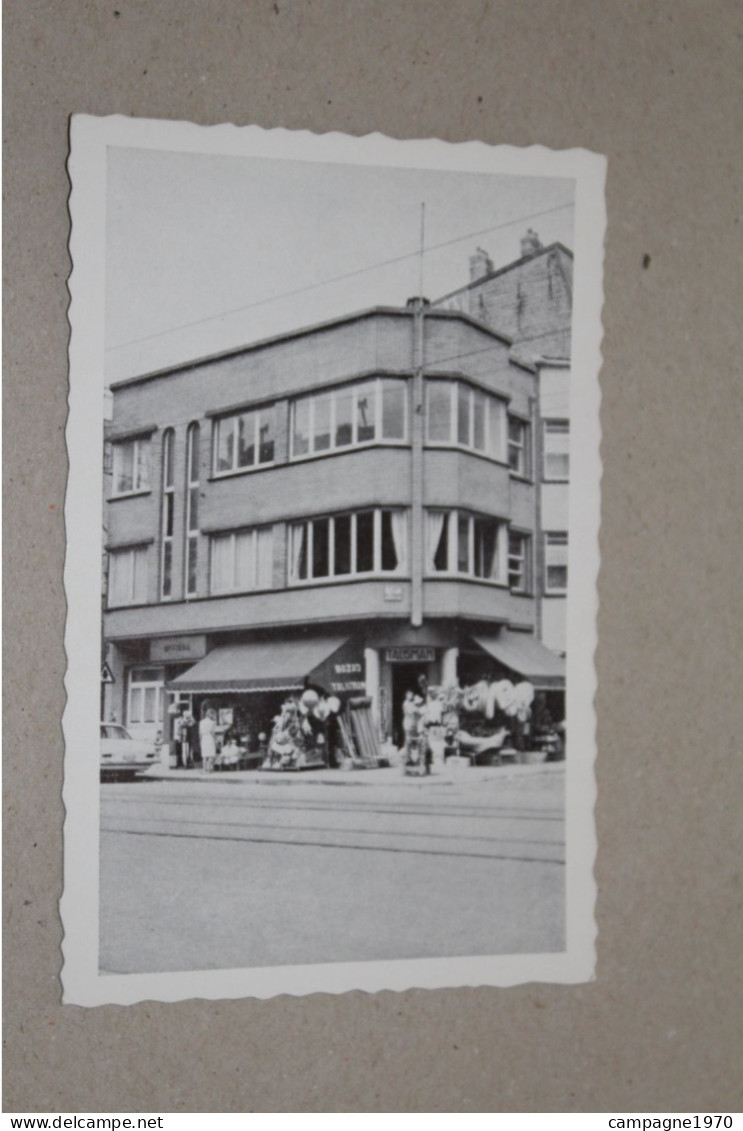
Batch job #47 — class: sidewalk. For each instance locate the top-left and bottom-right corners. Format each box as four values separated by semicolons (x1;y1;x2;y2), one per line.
143;759;564;787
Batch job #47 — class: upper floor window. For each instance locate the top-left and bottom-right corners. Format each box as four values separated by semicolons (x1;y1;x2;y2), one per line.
160;429;174;600
112;437;150;495
508;416;530;477
543;420;570;480
291;377;407;459
544;531;568;593
508;531;531;593
185;423;200;596
425;509;507;583
214;404;276;475
289;508;408;583
210;526;274;594
426;379;505;460
108;545;148;607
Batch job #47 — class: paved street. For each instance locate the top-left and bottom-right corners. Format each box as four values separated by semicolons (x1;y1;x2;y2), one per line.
99;765;565;975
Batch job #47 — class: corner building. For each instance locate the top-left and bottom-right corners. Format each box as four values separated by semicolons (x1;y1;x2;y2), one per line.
103;304;565;753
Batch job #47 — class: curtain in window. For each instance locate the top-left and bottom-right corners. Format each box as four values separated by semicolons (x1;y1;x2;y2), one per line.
233;531;256;590
426;511;446;572
211;535;233;592
390;510;408;572
108;551;128;605
256;527;274;588
290;523;305;582
136;440;150;489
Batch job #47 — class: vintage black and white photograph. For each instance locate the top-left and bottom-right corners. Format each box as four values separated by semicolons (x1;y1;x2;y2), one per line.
62;118;604;1004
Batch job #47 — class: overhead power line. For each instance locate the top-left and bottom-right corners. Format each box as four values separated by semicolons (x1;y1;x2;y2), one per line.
107;199;574;353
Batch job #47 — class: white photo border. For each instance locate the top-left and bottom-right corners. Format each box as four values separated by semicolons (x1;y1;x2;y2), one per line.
62;115;605;1006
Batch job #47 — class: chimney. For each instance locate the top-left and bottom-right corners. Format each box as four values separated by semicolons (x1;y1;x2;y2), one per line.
520;228;543;257
469;246;494;282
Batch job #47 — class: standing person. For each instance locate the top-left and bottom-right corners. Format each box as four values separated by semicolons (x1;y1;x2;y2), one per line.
179;708;195;769
199;707;217;773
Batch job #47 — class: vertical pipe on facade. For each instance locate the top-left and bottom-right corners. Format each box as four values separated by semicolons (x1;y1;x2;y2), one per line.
411;299;425;627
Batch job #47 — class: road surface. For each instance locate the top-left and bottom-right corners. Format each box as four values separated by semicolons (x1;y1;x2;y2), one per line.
99;765;565;975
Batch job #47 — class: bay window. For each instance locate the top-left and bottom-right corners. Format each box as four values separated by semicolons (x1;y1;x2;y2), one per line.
210;526;274;594
112;436;151;495
289;508;408;582
426;509;507;582
290;377;407;458
426;379;506;460
214;404;276;474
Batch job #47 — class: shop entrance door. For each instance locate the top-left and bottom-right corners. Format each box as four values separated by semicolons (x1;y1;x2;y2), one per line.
391;663;429;746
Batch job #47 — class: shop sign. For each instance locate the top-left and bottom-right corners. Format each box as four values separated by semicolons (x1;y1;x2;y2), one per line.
330;660;365;694
383;585;404;602
150;635;207;663
384;646;436;663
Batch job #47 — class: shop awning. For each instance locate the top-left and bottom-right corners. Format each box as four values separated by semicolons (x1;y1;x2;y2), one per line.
167;636;349;694
471;631;566;689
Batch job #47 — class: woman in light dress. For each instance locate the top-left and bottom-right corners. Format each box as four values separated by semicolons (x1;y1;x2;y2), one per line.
199;708;217;773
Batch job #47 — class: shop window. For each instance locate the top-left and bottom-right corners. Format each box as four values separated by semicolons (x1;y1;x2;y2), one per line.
108;546;148;607
508;416;529;476
544;531;568;593
508;531;530;593
214;405;275;475
426;509;505;583
426;379;506;460
112;436;150;495
185;422;200;596
128;667;164;727
289;508;407;582
160;429;174;599
543;419;570;480
290;378;407;459
210;527;274;593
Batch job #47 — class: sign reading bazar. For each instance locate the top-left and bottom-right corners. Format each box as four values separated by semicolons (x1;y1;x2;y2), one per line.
150;635;207;663
385;646;436;663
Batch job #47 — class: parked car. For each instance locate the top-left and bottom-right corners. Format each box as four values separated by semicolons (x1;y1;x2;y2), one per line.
100;723;159;780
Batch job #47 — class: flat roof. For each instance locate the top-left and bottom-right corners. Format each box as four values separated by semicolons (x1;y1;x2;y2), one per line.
109;304;530;392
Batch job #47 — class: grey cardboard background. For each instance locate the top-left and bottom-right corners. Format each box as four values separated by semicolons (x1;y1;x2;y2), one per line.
4;0;742;1113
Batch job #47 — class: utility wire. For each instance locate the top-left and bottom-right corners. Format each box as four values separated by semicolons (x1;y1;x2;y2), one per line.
107;199;574;352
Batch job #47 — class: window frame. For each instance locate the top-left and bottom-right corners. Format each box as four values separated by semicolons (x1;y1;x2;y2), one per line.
160;429;175;601
127;667;164;728
426;508;507;584
508;529;531;594
507;414;530;478
111;436;151;497
544;530;569;594
212;404;277;477
107;545;148;607
289;377;409;460
425;378;507;462
184;422;200;597
542;418;570;482
209;525;274;595
288;507;408;584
